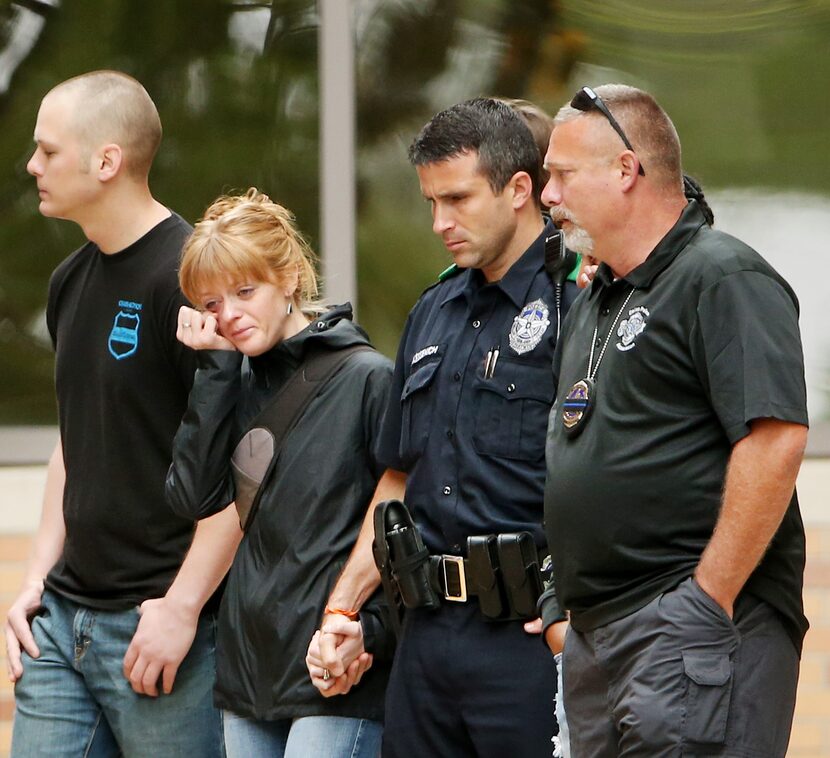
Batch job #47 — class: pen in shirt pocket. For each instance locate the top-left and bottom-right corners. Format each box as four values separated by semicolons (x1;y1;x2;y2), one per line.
484;345;500;379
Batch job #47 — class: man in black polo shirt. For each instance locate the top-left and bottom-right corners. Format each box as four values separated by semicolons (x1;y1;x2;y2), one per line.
540;84;808;756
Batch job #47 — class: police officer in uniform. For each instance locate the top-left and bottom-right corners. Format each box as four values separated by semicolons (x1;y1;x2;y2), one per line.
308;98;578;756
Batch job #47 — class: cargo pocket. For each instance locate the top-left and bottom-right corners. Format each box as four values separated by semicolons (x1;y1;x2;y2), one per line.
682;651;733;745
399;357;441;463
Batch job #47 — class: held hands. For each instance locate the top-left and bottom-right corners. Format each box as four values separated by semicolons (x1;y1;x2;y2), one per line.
306;615;373;697
4;579;44;682
176;305;235;352
122;596;199;696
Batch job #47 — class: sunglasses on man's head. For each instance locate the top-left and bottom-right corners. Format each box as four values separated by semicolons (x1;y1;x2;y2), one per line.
570;86;645;176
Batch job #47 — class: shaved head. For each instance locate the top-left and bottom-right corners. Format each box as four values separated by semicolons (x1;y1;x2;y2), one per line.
46;70;162;179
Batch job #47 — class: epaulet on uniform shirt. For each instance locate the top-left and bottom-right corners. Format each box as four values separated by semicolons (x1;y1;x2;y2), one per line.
437;263;463;282
418;263;463;299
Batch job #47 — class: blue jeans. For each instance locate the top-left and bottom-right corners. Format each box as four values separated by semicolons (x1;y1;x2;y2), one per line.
223;710;382;758
12;590;224;757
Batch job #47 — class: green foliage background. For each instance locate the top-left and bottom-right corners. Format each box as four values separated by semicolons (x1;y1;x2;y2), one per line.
0;0;828;423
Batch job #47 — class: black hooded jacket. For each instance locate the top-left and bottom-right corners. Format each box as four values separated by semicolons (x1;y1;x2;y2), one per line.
166;304;394;720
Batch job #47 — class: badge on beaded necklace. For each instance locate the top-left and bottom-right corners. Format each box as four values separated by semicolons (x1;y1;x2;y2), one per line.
562;377;595;437
561;287;636;439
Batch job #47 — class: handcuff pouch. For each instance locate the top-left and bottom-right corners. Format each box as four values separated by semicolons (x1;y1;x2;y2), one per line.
466;535;506;619
497;532;544;619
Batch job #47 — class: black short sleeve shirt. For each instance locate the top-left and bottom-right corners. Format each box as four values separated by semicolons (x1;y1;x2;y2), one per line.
544;202;809;649
378;221;577;554
45;213;199;609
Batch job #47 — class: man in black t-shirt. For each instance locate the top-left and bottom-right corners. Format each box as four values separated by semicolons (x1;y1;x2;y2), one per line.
5;71;239;757
540;84;808;757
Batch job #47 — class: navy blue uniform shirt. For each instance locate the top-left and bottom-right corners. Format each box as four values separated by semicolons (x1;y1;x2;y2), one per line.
378;221;578;555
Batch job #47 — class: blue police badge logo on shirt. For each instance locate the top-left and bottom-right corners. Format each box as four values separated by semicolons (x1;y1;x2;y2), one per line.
108;300;143;360
509;299;550;355
616;305;649;352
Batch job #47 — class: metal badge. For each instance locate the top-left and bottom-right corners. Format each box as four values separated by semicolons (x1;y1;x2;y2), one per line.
509;299;550;355
562;377;595;438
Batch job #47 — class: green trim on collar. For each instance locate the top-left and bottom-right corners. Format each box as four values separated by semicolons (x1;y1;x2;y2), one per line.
438;263;462;282
567;254;582;283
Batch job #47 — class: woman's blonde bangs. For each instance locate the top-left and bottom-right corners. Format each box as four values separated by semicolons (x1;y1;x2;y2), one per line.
180;232;273;306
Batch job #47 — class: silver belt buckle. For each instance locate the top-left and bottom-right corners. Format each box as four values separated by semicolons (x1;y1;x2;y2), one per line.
442;555;467;602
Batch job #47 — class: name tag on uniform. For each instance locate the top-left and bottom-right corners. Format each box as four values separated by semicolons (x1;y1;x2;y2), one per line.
411;344;441;366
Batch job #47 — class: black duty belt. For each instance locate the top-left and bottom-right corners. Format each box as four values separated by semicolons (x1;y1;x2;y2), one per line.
372;499;548;629
429;533;546;620
436;554;470;601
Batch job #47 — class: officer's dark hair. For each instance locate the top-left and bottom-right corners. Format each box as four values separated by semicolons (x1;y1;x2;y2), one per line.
408;98;542;205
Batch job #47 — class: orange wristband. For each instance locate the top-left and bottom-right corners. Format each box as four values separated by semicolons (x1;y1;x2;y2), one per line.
324;605;359;621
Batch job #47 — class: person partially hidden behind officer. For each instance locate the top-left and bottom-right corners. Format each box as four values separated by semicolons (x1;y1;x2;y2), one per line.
305;98;579;756
5;71;238;756
540;84;809;756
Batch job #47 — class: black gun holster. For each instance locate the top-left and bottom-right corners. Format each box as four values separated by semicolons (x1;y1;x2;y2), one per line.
372;499;441;636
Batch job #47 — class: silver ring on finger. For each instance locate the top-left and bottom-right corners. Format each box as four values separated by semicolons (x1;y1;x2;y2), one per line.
322;668;331;681
183;322;191;328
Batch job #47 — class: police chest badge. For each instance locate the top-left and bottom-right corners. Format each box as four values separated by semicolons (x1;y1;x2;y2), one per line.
509;299;550;355
616;306;649;352
562;377;595;437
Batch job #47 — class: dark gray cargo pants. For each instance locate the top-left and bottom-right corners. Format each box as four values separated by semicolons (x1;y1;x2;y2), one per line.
562;577;799;757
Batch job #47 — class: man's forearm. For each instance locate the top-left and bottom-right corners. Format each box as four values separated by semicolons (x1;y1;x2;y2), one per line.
6;441;67;680
326;468;407;612
24;441;67;585
123;504;242;695
695;418;807;615
165;505;242;614
311;468;406;688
